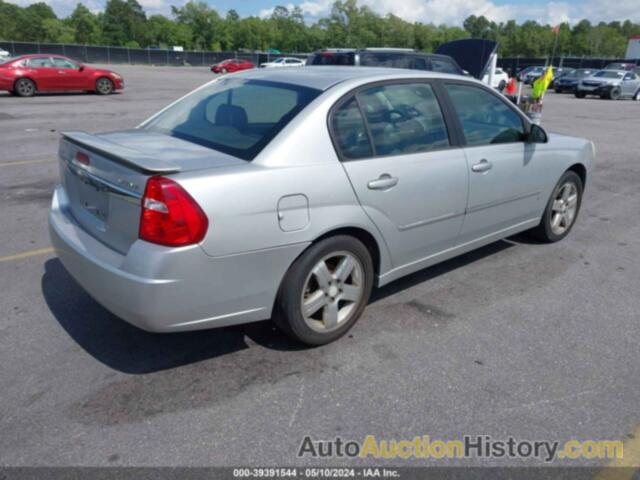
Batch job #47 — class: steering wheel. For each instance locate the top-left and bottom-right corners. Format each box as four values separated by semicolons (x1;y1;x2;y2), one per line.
387;108;408;124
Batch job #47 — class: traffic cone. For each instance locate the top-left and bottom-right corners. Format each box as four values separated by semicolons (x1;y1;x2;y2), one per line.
506;77;517;95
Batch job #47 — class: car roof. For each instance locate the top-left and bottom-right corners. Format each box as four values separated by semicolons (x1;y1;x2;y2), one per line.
228;66;468;91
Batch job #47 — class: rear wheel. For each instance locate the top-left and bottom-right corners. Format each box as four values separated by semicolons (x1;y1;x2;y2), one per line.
95;77;114;95
528;170;583;243
273;235;374;346
14;78;36;97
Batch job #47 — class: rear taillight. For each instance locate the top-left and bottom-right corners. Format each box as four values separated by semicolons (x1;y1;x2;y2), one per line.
139;176;208;247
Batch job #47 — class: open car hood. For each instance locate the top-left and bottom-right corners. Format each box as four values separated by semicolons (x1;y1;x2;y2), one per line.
435;38;498;80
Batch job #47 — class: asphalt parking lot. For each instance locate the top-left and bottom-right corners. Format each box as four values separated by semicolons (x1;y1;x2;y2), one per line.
1;65;639;468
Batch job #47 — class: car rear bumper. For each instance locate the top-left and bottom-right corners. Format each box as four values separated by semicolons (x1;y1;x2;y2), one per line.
49;184;307;332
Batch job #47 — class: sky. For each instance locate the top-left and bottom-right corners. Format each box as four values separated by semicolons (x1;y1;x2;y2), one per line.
7;0;640;25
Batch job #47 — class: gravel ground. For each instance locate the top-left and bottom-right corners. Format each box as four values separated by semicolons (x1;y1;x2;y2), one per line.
0;65;638;468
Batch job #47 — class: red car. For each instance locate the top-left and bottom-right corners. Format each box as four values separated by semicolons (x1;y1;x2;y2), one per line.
210;58;254;74
0;54;124;97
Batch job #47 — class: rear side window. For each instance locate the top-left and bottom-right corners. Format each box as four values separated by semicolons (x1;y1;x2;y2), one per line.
356;83;449;156
359;52;412;69
307;52;355;66
331;98;372;160
445;83;525;146
143;78;320;161
430;58;459;74
26;57;53;68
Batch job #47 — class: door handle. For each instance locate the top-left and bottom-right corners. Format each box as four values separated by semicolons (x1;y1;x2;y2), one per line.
367;174;398;190
471;159;493;173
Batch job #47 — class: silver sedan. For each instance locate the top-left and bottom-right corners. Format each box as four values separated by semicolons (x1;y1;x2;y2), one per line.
49;67;595;345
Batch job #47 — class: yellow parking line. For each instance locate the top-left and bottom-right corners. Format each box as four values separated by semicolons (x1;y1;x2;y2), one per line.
596;424;640;480
0;158;53;167
0;247;54;263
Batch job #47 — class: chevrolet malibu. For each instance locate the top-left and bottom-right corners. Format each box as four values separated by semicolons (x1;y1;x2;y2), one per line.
0;54;123;96
49;68;595;345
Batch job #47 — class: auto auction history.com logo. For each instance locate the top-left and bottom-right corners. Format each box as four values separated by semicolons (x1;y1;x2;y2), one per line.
298;435;624;463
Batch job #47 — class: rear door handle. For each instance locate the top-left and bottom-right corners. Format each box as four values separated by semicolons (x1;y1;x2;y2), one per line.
367;174;398;190
471;159;493;173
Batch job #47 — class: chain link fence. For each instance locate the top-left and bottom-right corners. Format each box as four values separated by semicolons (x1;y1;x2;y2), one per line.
498;56;640;75
0;41;308;67
2;41;638;73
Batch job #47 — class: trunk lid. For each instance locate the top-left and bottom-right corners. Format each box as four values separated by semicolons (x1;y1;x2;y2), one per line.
59;129;246;253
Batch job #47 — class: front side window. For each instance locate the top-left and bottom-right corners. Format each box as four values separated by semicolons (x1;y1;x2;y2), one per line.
52;57;77;69
26;57;53;68
142;78;320;161
445;83;525;146
356;82;449;156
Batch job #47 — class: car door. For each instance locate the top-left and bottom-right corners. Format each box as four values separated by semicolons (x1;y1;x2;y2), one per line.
332;81;469;269
25;57;57;90
50;57;85;90
621;72;639;96
443;81;544;242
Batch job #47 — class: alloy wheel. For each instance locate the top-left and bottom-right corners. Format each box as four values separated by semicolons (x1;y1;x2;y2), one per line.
16;79;34;96
550;182;579;236
96;78;113;94
301;251;364;333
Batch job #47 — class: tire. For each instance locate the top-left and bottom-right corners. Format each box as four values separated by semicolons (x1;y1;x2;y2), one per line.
555;87;562;94
498;80;506;91
95;77;114;95
609;87;621;100
528;170;583;243
221;67;228;74
575;91;586;98
273;235;374;346
14;78;36;97
600;92;609;99
634;89;640;101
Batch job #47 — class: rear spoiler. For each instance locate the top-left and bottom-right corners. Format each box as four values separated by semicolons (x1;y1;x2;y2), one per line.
61;131;181;174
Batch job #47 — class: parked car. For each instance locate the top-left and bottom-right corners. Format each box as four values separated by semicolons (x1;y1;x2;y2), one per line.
604;62;636;71
575;69;640;100
260;57;305;68
0;54;123;97
553;69;594;93
518;66;545;83
482;67;509;90
306;48;464;76
0;48;10;61
211;59;254;74
49;67;595;346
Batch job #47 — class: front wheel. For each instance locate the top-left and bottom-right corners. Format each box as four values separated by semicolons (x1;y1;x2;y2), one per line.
95;77;114;95
609;87;621;100
273;235;374;346
528;170;583;243
634;89;640;101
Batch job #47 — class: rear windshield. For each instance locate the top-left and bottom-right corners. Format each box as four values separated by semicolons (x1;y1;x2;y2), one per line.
359;52;413;69
142;78;320;161
594;71;624;78
306;52;355;66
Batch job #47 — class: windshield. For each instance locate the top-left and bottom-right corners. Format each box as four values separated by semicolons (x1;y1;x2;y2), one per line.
594;71;624;79
142;78;320;161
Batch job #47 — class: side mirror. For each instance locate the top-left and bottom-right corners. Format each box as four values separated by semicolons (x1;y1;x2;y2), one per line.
78;64;85;72
528;124;548;143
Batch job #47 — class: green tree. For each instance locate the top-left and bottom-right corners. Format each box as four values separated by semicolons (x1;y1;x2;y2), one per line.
102;0;146;46
68;3;102;44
